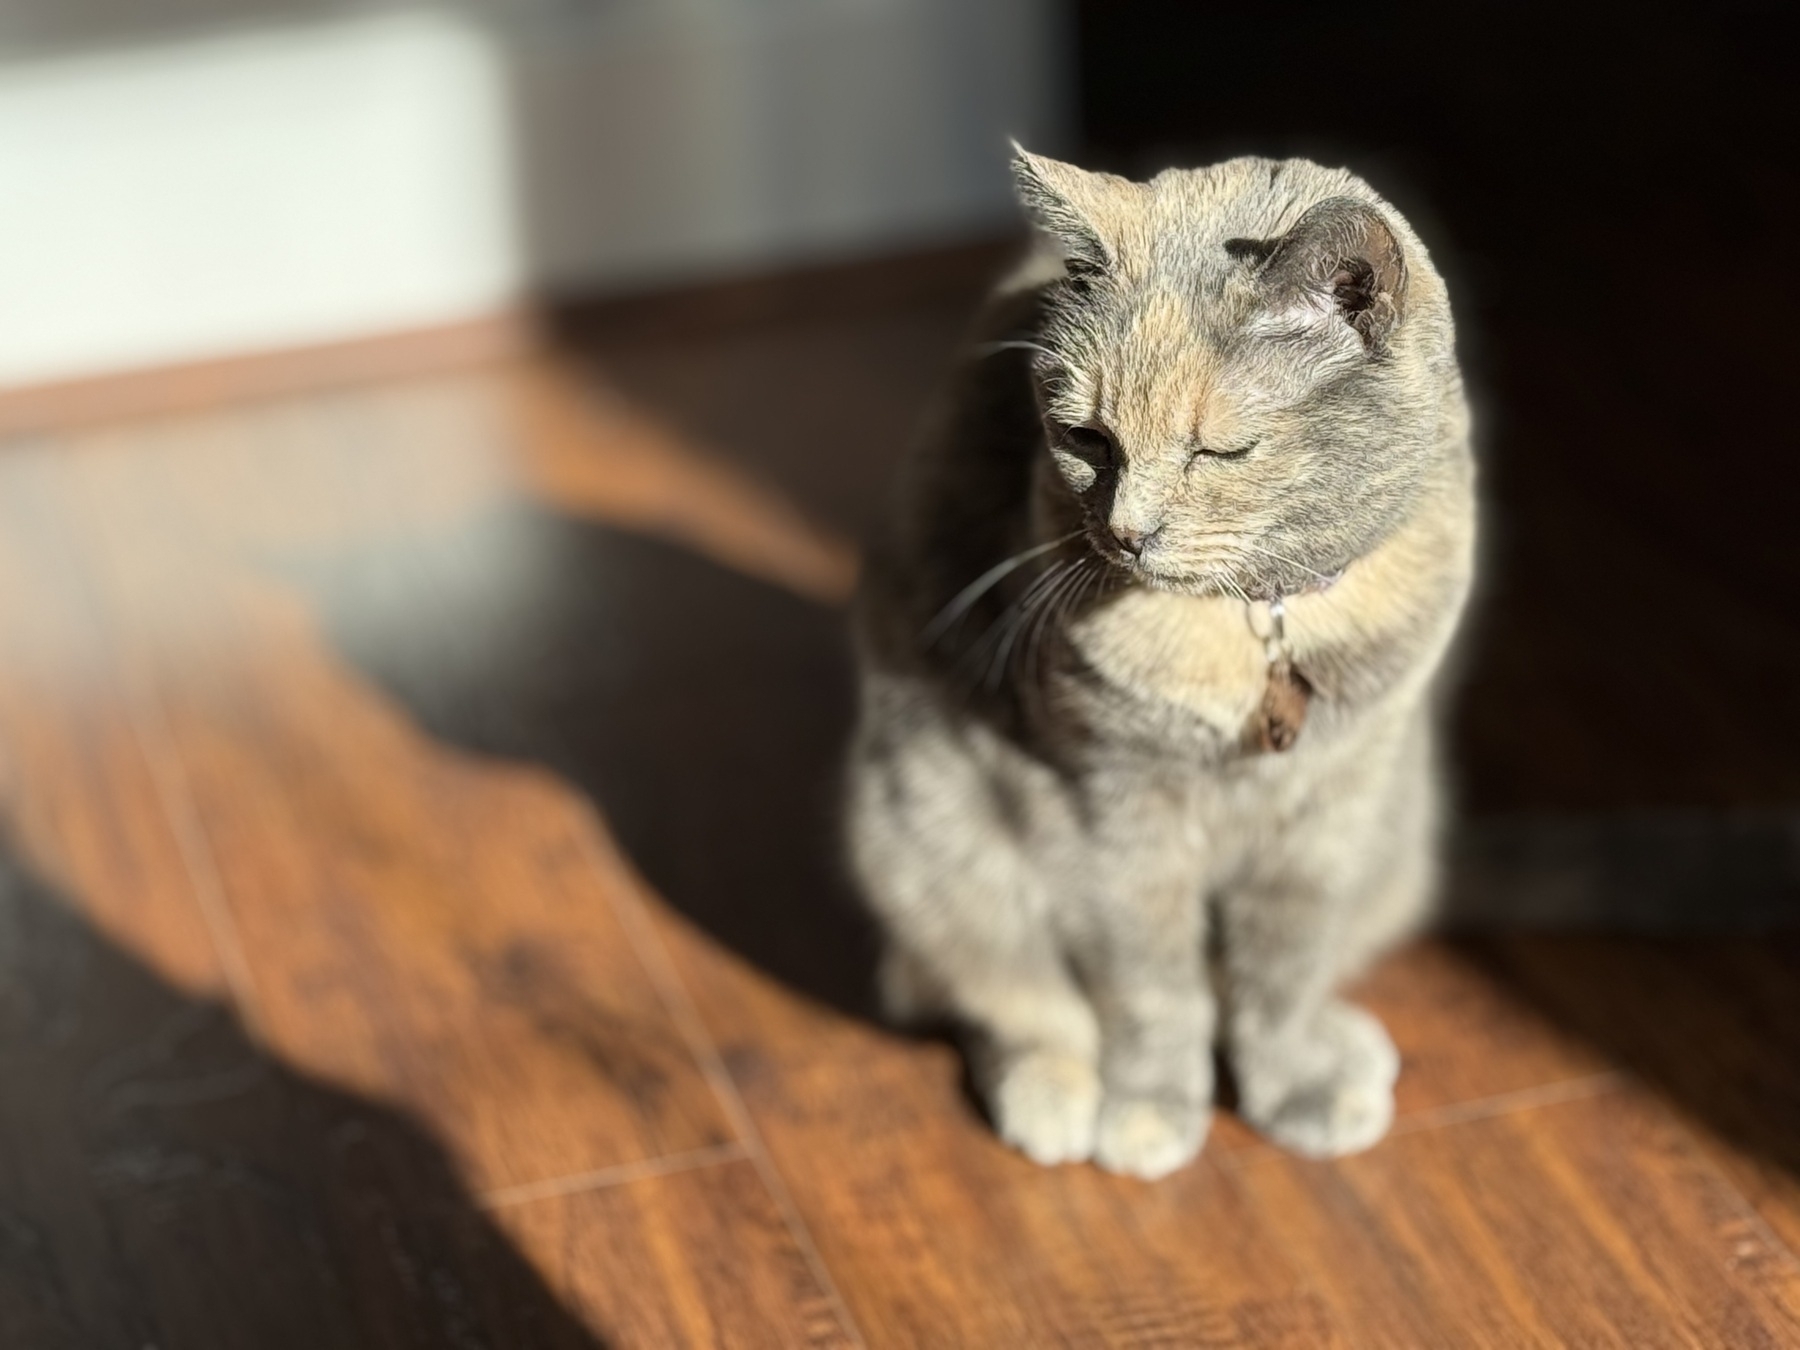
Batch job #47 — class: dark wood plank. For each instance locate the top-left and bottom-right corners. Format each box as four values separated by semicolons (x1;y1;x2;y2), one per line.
490;1160;857;1350
1228;1088;1800;1349
697;1008;1347;1349
56;396;741;1194
1464;933;1800;1256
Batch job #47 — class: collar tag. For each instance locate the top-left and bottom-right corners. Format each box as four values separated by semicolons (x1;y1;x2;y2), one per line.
1247;594;1313;753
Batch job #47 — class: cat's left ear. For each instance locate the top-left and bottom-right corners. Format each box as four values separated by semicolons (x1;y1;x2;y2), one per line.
1248;197;1408;353
1010;144;1141;277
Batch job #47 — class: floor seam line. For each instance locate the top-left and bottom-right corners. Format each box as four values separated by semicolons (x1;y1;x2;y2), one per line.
63;464;269;1044
1214;1070;1629;1170
477;1141;751;1210
125;675;265;1032
571;813;869;1350
1384;1070;1629;1138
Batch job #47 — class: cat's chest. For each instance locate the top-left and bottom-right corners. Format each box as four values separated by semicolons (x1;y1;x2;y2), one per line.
1063;589;1270;739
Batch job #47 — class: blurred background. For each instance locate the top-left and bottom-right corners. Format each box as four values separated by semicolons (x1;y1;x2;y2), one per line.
2;3;1797;1347
0;0;1064;386
5;0;1793;821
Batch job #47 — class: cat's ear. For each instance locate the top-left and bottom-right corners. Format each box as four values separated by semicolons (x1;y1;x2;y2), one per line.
1247;197;1408;352
1010;145;1138;277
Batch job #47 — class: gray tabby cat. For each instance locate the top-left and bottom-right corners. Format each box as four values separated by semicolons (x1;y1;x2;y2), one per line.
844;150;1476;1178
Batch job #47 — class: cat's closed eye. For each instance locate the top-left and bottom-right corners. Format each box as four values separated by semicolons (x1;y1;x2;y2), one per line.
1188;438;1259;465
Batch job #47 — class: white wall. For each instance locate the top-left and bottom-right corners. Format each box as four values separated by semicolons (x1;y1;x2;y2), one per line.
0;1;1068;388
0;15;519;387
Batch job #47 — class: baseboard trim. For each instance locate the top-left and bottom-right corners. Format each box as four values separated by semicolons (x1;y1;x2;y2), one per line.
0;234;1021;440
0;309;541;439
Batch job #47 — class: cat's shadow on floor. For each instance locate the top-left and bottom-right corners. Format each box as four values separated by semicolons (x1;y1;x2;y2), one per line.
298;503;1800;1194
299;504;882;1021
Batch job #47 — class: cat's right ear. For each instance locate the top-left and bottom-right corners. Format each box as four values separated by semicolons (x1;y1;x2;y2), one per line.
1010;145;1137;277
1248;196;1409;353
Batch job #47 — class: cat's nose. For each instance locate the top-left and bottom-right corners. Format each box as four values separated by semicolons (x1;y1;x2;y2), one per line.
1110;526;1153;557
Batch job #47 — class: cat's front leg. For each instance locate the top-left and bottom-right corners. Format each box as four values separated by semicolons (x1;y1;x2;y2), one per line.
1216;869;1402;1159
1067;787;1215;1180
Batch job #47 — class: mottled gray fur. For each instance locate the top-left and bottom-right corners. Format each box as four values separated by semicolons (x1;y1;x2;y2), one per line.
845;150;1476;1177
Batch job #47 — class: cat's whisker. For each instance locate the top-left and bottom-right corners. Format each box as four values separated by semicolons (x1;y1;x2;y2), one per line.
1023;560;1092;691
985;560;1078;692
1239;539;1333;582
922;529;1084;648
1016;568;1073;712
1217;573;1252;607
1025;562;1090;682
1043;563;1106;698
966;581;1039;694
1065;561;1113;643
971;339;1062;362
954;557;1068;693
1016;567;1068;689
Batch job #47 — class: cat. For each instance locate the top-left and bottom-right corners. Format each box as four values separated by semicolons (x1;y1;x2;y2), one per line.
843;149;1476;1178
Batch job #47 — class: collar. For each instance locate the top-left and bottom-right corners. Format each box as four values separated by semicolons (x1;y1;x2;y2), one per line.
1245;565;1344;655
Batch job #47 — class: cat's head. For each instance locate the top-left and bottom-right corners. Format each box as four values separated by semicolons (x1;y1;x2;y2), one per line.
1012;149;1455;601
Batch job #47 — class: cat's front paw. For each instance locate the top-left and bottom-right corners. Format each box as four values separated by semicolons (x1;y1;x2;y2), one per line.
1093;1095;1210;1180
989;1051;1101;1166
1235;1001;1399;1159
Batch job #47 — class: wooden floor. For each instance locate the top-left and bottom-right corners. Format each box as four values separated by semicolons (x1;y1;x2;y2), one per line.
3;253;1799;1348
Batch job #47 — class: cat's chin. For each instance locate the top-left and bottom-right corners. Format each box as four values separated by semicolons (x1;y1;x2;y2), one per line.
1122;568;1228;599
1076;532;1281;602
1110;550;1337;603
1116;565;1235;599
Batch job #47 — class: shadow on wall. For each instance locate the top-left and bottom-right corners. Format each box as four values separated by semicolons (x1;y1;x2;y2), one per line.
499;0;1060;294
0;837;607;1350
